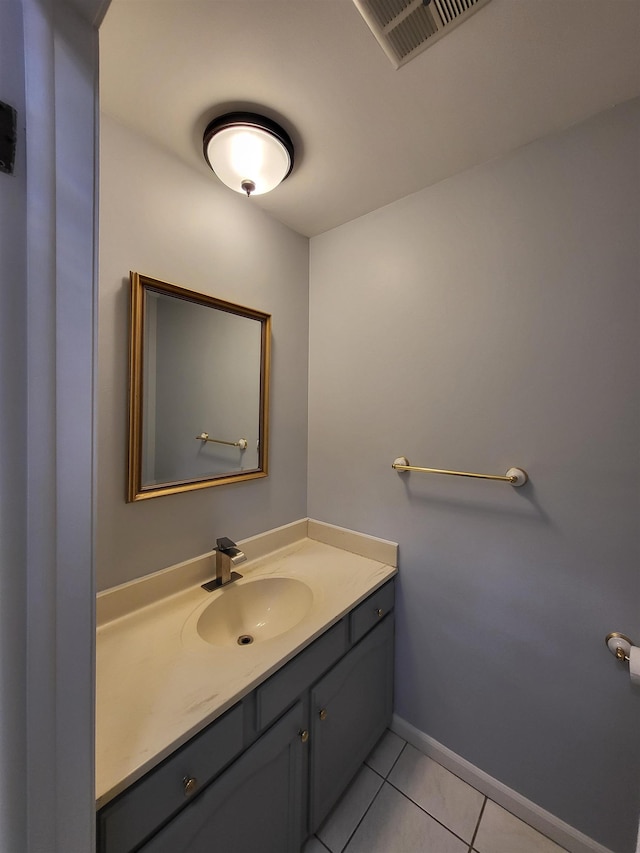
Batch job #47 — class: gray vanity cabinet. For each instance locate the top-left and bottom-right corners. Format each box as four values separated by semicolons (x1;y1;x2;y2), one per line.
97;579;395;853
309;611;394;830
139;701;306;853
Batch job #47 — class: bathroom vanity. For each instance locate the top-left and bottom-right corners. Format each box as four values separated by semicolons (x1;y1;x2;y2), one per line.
96;520;397;853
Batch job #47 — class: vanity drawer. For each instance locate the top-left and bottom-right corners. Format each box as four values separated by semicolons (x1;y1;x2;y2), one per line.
97;702;244;853
349;580;395;645
256;619;348;731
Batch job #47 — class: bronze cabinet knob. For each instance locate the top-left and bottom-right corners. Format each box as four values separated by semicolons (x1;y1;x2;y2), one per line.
183;776;198;796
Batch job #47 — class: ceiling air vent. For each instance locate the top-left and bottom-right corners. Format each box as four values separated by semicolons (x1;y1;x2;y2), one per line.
352;0;492;69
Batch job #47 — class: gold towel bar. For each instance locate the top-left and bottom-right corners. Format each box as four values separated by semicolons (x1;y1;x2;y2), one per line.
605;632;635;663
392;457;528;487
196;432;248;450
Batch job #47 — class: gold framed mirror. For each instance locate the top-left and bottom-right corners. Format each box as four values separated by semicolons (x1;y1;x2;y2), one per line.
127;272;270;501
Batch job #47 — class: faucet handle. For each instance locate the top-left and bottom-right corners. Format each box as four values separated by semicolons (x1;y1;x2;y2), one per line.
216;536;237;552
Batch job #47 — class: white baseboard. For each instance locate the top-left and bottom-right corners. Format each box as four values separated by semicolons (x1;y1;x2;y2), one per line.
391;714;614;853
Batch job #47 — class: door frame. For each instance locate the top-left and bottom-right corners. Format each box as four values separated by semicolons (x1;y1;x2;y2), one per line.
21;0;109;848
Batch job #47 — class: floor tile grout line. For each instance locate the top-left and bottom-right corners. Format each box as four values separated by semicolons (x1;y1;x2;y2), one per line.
384;739;407;779
320;740;403;853
469;796;570;853
365;764;385;782
336;739;406;853
384;777;477;849
322;734;495;853
392;745;569;852
364;757;388;782
330;741;568;853
336;775;387;853
468;795;486;852
401;740;487;797
365;736;407;781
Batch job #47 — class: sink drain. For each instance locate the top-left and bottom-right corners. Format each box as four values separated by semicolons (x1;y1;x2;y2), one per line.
237;634;254;646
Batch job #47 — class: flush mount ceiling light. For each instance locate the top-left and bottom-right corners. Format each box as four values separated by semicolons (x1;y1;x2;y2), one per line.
203;112;294;197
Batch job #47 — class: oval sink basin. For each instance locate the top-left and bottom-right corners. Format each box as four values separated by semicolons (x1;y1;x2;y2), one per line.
197;577;314;647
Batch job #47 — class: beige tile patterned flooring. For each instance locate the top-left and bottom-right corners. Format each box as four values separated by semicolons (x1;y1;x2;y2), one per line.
303;730;568;853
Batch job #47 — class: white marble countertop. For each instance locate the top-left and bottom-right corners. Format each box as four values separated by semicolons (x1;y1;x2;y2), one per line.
96;519;397;809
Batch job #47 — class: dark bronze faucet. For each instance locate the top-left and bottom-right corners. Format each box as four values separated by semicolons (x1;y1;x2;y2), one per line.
202;537;247;591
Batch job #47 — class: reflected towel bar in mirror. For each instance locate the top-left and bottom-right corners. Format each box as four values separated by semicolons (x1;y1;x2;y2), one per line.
197;432;248;450
392;457;528;487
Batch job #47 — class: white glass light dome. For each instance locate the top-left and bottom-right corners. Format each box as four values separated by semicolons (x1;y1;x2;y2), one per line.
203;112;294;197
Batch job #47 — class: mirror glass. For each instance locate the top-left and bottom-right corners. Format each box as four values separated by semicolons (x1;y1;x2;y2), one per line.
128;272;270;500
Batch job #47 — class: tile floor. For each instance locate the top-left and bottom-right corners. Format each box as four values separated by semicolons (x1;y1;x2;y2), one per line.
302;730;568;853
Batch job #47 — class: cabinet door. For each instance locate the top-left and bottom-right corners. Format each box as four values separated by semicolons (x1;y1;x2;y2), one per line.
140;702;306;853
309;614;394;831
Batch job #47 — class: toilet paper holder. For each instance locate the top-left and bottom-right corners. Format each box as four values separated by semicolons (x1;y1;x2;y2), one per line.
605;632;635;663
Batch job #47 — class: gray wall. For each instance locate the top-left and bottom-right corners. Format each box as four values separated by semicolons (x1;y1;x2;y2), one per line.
98;116;309;590
308;99;640;852
0;0;26;848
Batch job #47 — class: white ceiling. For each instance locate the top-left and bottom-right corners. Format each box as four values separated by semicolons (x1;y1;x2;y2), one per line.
100;0;640;238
